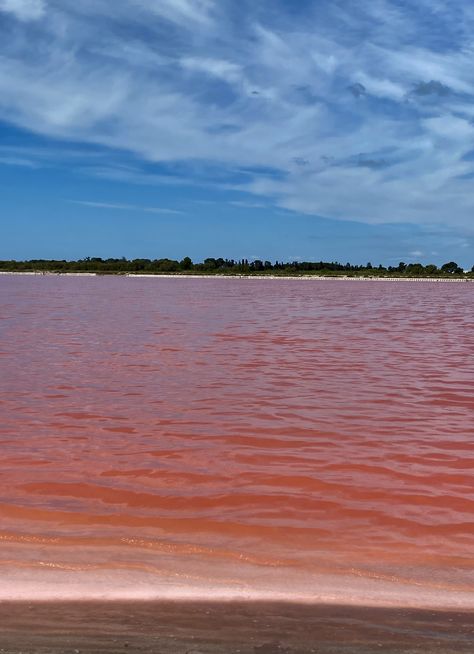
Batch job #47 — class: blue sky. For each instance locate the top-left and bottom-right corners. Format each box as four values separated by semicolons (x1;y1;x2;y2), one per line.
0;0;473;266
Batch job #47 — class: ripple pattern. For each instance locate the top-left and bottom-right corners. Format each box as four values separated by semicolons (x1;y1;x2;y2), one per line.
0;276;473;605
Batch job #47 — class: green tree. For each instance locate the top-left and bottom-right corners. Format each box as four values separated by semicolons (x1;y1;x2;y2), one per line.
180;256;193;270
406;263;424;275
441;261;462;274
203;258;217;270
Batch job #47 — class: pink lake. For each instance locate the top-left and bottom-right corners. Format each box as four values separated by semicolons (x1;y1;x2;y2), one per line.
0;275;473;608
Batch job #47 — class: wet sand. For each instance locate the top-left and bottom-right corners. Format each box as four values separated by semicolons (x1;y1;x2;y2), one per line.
0;601;472;653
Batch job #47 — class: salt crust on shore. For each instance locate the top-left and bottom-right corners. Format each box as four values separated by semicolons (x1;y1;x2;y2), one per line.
0;271;472;282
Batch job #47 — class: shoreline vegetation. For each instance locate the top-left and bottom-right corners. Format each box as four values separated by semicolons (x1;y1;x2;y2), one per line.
1;257;473;280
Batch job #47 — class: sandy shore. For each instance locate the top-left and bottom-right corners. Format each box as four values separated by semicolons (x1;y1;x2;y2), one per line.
0;600;472;653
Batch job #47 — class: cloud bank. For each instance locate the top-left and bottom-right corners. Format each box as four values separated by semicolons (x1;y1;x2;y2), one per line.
1;0;474;230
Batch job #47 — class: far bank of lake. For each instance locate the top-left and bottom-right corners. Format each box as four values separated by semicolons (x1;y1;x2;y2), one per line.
1;270;473;282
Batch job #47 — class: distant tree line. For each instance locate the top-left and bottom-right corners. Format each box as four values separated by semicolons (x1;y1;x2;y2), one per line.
0;257;472;277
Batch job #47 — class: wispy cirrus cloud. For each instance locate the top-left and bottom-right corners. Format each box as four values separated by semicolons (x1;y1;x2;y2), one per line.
70;200;183;215
0;155;38;167
1;0;474;236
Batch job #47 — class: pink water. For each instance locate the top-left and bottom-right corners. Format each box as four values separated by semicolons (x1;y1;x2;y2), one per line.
0;275;473;607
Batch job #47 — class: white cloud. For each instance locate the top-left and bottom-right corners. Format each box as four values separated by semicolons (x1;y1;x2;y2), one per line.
180;57;243;85
0;155;38;167
70;201;182;215
353;72;406;101
0;0;45;21
382;46;474;94
423;115;474;141
133;0;214;26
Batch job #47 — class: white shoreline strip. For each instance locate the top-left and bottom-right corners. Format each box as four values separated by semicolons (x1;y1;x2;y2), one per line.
0;579;473;610
0;271;472;283
0;271;97;277
126;274;473;283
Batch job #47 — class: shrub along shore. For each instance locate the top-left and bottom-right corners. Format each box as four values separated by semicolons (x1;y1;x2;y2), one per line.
1;257;473;279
